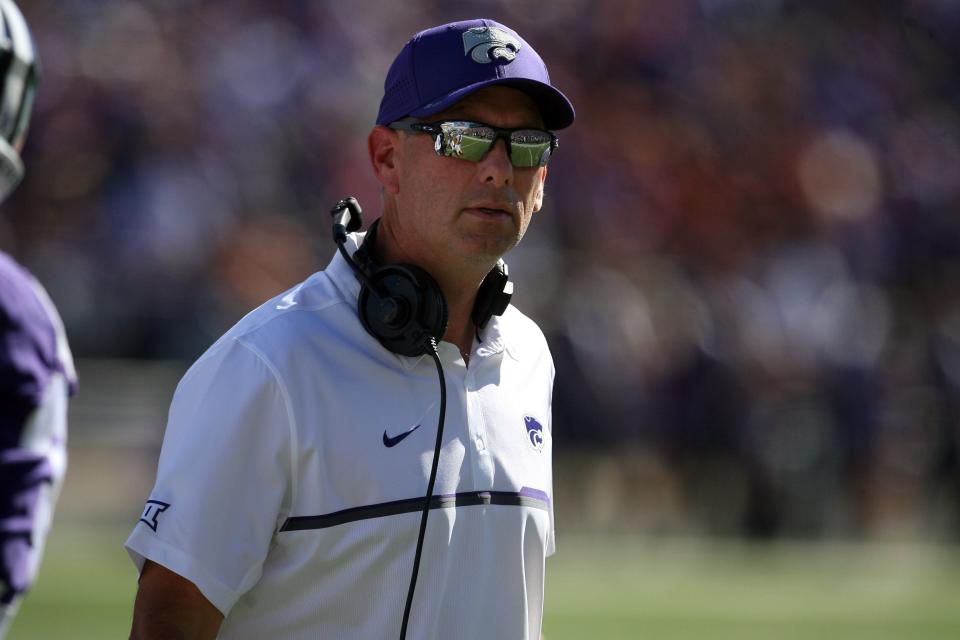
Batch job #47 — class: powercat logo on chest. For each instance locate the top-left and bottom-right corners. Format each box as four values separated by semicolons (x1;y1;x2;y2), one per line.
463;26;521;64
524;416;545;452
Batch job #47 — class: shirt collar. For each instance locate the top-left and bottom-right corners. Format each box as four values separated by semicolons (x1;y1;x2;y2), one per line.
474;312;522;362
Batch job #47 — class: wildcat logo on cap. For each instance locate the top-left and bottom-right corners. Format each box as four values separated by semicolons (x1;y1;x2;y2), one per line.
463;26;521;64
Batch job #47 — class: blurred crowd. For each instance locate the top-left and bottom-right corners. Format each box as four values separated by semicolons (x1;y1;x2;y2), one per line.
3;0;959;540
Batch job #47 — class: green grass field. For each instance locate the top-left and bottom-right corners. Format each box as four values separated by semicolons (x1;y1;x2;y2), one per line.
10;522;960;639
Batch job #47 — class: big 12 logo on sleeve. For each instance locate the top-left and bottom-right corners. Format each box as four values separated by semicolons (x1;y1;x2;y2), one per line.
139;499;170;531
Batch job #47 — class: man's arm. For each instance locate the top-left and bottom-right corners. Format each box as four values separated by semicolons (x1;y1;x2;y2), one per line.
129;561;223;640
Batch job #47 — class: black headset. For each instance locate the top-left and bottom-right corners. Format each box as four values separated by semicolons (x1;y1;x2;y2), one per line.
330;196;513;640
331;196;513;357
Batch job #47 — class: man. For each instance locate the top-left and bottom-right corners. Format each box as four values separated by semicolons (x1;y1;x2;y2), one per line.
0;1;76;637
127;18;574;639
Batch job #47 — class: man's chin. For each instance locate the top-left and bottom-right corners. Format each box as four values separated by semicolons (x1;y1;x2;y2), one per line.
457;234;517;262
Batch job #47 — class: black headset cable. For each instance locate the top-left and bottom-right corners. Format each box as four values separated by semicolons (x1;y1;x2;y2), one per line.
399;337;447;640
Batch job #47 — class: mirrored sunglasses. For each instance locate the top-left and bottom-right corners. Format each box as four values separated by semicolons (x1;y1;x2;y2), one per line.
388;120;558;168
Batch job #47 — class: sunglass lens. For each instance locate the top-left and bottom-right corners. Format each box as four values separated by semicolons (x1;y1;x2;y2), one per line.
509;130;553;167
439;123;495;162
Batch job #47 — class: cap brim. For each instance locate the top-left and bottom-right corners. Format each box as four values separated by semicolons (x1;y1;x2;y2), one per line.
410;77;575;130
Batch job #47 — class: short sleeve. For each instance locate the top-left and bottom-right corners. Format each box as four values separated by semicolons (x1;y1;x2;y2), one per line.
125;337;293;616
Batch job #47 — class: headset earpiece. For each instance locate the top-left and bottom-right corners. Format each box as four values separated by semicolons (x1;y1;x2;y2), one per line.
472;260;513;330
357;262;448;357
349;218;448;357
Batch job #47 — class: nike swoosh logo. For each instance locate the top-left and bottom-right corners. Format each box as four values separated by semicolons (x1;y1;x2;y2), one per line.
383;423;422;448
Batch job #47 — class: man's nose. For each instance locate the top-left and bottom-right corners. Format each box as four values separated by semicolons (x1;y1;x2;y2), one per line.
479;139;513;186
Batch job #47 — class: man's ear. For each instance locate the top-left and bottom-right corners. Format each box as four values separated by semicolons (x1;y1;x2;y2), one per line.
532;166;547;212
369;126;401;195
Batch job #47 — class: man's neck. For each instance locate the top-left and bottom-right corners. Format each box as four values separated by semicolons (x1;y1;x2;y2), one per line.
440;288;479;363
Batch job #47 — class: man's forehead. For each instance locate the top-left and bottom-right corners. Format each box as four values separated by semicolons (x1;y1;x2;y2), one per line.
427;86;545;128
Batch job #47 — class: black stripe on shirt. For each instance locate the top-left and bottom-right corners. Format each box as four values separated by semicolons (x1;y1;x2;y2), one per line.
280;490;549;532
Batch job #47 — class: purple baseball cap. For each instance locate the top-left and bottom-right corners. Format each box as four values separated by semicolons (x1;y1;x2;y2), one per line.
376;19;575;130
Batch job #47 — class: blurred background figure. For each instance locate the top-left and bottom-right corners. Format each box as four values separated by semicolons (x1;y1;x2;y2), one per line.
4;0;960;636
0;0;76;637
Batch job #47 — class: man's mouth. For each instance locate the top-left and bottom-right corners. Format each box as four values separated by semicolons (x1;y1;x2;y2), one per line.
465;203;515;218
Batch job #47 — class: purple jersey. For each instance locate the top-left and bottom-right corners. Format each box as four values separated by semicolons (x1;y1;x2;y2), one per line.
0;251;75;606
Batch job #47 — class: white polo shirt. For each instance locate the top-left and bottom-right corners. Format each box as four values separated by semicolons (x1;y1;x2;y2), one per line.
125;231;555;639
